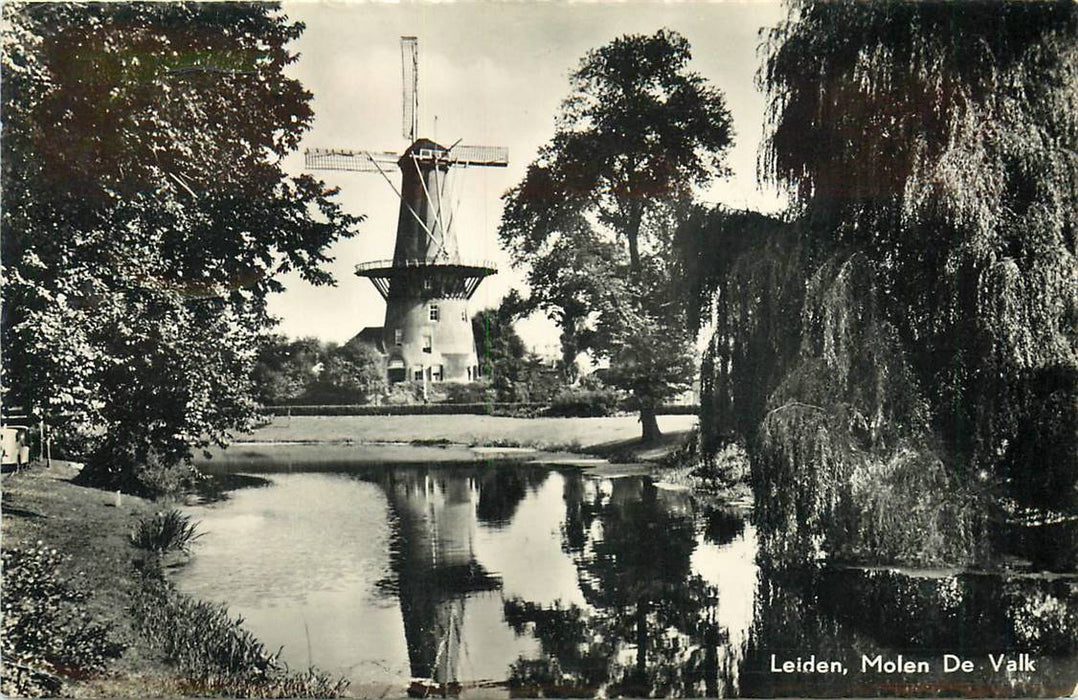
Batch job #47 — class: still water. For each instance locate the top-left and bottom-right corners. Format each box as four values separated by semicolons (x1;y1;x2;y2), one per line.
176;457;1077;697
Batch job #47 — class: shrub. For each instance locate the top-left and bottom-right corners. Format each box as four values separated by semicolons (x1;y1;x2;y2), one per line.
381;381;427;405
545;387;621;417
135;450;204;500
1;545;125;697
441;381;494;404
131;568;349;697
691;442;750;485
129;510;203;554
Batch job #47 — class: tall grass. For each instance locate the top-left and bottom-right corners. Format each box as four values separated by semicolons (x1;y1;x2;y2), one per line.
128;510;202;554
130;567;349;697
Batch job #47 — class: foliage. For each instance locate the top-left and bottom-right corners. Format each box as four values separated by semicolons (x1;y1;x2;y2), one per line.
129;509;203;554
473;295;528;399
130;567;349;697
307;339;385;404
472;292;568;403
133;448;205;499
500;29;733;440
1;3;359;492
441;381;494;404
380;380;428;405
545;386;621;418
516;479;726;696
252;335;323;405
1;545;125;696
679;1;1076;565
253;335;385;405
676;206;800;454
758;0;1077;509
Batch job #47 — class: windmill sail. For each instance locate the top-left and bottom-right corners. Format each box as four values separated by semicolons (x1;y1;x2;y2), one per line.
305;148;400;172
402;36;418;142
441;144;509;167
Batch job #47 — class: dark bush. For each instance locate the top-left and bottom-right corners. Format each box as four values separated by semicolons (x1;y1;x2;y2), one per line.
544;388;621;417
442;382;495;404
135;450;204;500
381;381;428;405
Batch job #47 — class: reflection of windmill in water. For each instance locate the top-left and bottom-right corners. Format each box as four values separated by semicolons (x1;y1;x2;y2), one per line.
379;469;501;696
307;37;507;390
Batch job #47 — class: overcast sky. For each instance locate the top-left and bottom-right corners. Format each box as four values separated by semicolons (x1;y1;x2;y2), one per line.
271;1;788;349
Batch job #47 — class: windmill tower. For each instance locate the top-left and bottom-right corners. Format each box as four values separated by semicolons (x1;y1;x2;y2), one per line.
306;37;506;385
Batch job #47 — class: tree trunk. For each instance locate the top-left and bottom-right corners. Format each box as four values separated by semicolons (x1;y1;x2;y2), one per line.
626;202;644;275
560;322;580;383
636;595;649;676
640;406;661;442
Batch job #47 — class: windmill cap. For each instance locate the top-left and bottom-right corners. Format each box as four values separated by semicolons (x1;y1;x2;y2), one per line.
400;138;450;163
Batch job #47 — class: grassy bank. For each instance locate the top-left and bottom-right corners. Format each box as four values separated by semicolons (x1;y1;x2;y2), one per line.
242;413;697;455
0;462;347;697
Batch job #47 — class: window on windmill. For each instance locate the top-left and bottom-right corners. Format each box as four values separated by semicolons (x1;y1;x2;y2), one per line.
423;277;433;291
422;334;432;353
394;328;403;346
461;309;467;322
429;304;439;322
414;368;423;381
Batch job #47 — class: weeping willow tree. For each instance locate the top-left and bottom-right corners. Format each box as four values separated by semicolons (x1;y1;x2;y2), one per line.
676;207;802;459
684;1;1076;566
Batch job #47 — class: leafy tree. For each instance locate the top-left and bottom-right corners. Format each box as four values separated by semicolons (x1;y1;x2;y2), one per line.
473;294;569;405
310;339;385;404
472;291;551;403
500;29;732;440
251;335;329;405
1;3;359;491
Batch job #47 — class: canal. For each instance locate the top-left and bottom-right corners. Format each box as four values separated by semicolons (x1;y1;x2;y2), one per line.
176;454;1076;697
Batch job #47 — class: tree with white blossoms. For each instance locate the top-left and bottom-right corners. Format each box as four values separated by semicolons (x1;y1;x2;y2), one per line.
1;2;359;493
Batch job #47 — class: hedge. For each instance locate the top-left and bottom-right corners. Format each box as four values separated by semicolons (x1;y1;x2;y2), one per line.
263;403;699;417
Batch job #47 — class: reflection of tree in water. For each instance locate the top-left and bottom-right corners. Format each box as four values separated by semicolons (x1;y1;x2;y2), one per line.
475;467;550;527
375;465;1074;697
740;566;1078;698
507;476;730;697
700;504;745;548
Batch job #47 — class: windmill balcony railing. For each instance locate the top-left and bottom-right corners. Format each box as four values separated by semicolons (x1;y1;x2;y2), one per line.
355;258;497;273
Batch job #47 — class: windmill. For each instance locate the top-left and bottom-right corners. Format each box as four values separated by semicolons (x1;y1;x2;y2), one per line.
306;36;507;386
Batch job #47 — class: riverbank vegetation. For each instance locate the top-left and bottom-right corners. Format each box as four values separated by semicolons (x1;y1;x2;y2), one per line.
130;565;349;698
1;463;348;697
679;1;1076;567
